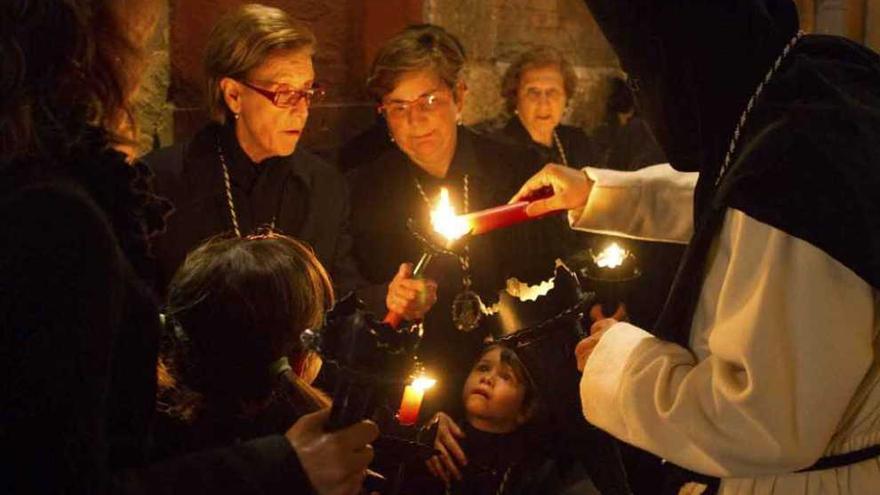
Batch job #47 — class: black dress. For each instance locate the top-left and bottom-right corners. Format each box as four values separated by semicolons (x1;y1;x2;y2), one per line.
143;122;366;296
0;128;311;493
492;118;600;169
349;127;574;411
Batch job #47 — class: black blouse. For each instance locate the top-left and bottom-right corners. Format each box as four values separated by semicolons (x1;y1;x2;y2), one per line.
349;128;573;409
144;123;366;296
493;117;600;168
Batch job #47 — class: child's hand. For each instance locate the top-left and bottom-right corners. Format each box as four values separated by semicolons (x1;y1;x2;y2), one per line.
425;412;467;485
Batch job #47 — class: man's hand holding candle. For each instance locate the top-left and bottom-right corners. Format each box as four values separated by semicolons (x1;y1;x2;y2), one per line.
386;262;438;322
510;163;595;217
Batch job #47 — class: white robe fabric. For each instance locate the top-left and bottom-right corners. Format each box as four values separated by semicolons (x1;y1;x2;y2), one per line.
575;164;880;494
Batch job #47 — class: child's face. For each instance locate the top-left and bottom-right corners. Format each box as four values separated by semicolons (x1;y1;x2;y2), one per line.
462;347;528;433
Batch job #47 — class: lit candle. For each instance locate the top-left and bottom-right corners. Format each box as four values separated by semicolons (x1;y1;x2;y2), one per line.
595;242;627;269
397;375;436;426
384;188;466;327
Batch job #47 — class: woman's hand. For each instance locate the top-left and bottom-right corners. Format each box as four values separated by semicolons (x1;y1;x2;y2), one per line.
425;412;467;485
286;409;379;495
386;263;438;321
510;163;593;217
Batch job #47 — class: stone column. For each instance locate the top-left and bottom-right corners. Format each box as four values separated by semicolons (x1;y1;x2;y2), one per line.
134;0;173;155
866;0;880;51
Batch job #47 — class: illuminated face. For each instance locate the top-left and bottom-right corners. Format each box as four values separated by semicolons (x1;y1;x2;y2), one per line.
382;70;463;176
462;347;529;433
221;49;315;162
515;65;567;144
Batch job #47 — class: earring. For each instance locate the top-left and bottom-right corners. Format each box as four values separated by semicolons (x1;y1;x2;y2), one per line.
389;134;395;143
456;114;463;126
234;113;240;121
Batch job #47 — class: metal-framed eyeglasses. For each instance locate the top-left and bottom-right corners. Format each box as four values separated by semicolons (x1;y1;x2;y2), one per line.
239;80;326;108
377;92;449;120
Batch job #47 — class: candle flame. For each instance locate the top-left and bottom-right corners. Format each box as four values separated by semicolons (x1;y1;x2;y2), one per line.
595;242;628;269
430;188;470;241
411;375;437;391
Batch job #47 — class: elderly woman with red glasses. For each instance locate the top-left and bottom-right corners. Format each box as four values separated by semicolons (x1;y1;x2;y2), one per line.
146;5;434;324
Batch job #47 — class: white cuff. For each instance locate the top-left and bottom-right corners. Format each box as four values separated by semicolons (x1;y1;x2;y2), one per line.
580;322;656;436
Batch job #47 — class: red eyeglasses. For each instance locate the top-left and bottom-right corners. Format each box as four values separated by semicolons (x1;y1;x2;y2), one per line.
239;80;326;108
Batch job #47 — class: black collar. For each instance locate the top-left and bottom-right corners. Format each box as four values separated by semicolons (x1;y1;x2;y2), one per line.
213;122;311;193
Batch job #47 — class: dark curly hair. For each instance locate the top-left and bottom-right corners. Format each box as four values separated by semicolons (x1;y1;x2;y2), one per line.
0;0;154;161
501;46;577;114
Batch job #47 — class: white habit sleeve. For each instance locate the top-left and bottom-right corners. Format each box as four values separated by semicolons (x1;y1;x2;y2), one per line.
580;209;876;477
570;163;697;243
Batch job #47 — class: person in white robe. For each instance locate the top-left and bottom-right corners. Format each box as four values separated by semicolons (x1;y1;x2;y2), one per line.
508;1;880;492
514;163;880;494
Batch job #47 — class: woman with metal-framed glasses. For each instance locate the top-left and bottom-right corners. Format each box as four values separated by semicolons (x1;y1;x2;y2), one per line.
349;20;579;423
348;24;630;495
145;5;436;329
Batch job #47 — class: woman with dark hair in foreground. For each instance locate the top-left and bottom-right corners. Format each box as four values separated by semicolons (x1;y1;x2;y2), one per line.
155;233;334;458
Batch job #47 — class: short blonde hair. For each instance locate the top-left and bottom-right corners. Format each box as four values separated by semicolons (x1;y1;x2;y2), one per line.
204;3;316;123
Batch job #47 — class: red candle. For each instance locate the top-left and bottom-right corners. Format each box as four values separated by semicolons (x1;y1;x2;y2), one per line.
397;376;436;426
397;384;424;426
461;186;556;236
462;201;532;235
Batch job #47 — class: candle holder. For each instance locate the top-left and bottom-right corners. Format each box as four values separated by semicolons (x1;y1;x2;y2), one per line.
577;242;642;318
301;293;419;430
301;293;438;495
484;264;596;431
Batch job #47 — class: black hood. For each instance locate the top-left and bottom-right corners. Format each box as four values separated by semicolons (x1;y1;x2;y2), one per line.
584;0;880;349
584;1;799;175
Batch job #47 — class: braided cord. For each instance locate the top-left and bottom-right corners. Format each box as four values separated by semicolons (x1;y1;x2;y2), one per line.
216;140;242;238
716;31;804;186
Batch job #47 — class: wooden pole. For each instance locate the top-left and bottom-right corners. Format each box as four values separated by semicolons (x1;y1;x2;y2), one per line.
847;0;867;43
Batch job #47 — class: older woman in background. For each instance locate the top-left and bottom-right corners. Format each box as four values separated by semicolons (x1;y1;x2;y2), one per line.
493;46;598;169
145;4;434;324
